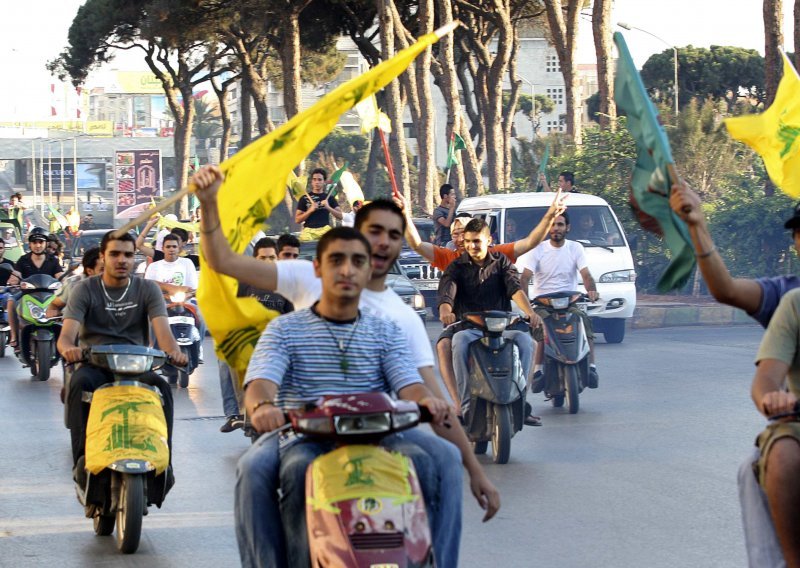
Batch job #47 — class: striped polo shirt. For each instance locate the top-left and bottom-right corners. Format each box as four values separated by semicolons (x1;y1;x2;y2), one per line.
244;307;422;408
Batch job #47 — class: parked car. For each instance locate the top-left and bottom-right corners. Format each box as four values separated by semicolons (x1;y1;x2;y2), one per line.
66;229;148;272
0;219;25;263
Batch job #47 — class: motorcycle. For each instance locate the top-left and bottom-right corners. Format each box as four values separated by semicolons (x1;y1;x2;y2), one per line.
0;285;11;357
533;291;595;414
455;311;528;464
277;392;434;567
15;273;63;381
160;291;201;388
72;345;175;554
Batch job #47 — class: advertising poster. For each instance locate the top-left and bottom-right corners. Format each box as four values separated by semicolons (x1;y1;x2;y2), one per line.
114;150;161;219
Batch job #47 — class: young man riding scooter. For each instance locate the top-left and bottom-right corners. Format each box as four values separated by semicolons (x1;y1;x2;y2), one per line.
192;165;499;568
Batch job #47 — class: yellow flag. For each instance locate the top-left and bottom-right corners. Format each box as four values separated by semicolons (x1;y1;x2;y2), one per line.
286;170;309;201
198;23;457;378
355;94;392;133
725;52;800;197
157;216;199;233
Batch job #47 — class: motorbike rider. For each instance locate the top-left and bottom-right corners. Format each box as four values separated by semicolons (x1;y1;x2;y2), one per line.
192;165;498;568
518;212;600;391
57;231;188;488
438;217;539;420
670;181;799;567
46;246;104;319
244;227;455;566
8;227;64;350
401;191;566;423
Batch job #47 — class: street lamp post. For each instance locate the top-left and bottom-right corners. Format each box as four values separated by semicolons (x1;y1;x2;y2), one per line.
617;22;678;117
516;74;536;139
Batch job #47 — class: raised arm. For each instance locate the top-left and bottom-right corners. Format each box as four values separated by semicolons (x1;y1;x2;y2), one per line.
395;194;436;262
513;188;566;257
670;180;762;314
538;172;551;192
294;196;317;225
135;216;160;259
193;165;278;291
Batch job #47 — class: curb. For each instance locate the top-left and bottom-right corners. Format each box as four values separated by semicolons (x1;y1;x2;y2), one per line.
631;303;754;329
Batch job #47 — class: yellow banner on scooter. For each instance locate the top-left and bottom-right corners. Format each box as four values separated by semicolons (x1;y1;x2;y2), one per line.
307;445;417;513
85;385;169;475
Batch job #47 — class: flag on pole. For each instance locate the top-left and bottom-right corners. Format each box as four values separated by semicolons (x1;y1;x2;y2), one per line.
613;31;695;292
536;143;550;191
724;52;800;198
197;23;457;378
355;94;392;133
47;205;68;231
286;170;309;201
326;162;349;199
446;132;466;169
339;171;366;205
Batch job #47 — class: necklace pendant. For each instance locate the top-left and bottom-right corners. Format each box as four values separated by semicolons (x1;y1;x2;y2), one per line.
339;339;345;351
340;358;349;372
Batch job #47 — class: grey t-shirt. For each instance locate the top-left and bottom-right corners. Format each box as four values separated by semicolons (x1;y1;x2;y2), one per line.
63;275;167;347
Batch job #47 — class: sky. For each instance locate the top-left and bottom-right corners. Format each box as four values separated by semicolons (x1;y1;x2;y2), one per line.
0;0;796;121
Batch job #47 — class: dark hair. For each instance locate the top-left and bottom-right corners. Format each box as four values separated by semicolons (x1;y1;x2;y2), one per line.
559;171;575;186
253;237;277;257
162;233;180;245
464;218;489;234
316;226;371;260
311;167;327;180
556;211;570;225
439;184;454;199
354;199;406;232
170;227;189;243
277;233;300;252
100;231;136;253
10;192;21;200
82;246;101;271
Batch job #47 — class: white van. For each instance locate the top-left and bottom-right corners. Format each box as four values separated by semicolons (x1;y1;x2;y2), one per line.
457;192;636;343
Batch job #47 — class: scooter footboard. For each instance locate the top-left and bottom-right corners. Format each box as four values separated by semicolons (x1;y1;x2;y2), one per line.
468;340;527;404
305;445;432;567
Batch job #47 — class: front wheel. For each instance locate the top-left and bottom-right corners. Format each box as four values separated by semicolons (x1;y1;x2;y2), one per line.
491;404;512;464
0;330;7;358
34;340;52;381
94;513;115;536
565;366;580;414
116;474;144;554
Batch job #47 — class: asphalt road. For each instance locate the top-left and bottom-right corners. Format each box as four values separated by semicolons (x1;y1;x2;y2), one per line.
0;324;767;567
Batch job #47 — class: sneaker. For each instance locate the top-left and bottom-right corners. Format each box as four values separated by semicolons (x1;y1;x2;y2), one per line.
220;415;244;433
531;370;544;394
588;367;599;389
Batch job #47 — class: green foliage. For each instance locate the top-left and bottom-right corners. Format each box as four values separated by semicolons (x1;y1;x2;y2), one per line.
192;98;221;140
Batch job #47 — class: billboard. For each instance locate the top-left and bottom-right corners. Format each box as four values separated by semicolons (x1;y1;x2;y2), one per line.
38;161;107;191
106;72;164;95
114;150;162;219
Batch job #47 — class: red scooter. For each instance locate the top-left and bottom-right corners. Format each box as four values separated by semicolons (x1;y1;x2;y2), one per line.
285;392;434;567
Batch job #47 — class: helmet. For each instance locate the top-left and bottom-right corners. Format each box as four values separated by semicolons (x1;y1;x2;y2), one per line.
28;227;48;243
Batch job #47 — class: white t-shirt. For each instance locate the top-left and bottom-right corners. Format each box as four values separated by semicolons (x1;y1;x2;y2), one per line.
144;257;198;289
276;260;434;368
341;212;356;227
517;240;587;298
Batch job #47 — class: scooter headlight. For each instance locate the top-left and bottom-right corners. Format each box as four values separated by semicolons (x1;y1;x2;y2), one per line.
392;409;420;430
295;417;334;434
170;291;187;303
29;304;45;320
485;316;510;333
20;281;35;290
334;412;392;435
48;281;62;290
550;297;570;309
108;354;154;374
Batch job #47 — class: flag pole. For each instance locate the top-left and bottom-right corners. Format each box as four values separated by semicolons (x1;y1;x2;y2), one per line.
112;185;193;238
445;131;454;184
378;129;401;198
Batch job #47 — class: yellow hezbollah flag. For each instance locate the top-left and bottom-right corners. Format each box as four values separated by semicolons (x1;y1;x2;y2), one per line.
725;52;800;197
198;23;457;378
85;385;169;475
286;170;309;201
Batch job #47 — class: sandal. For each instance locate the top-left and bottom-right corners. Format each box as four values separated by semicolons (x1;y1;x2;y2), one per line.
524;414;543;427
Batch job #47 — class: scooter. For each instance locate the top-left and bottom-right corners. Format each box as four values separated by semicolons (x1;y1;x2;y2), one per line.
455;311;528;464
533;291;594;414
160;291;201;388
73;345;175;554
14;273;62;381
281;392;434;567
0;286;11;357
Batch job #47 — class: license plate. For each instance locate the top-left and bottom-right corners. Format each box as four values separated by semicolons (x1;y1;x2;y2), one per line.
169;316;194;325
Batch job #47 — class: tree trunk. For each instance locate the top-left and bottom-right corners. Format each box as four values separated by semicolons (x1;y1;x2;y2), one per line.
279;9;303;120
592;0;616;129
378;0;410;203
240;76;252;147
763;0;783;106
544;0;583;144
211;77;233;160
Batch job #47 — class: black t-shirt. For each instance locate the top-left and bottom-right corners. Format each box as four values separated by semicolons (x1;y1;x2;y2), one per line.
153;250;200;269
298;192;338;229
0;261;14;286
14;253;62;279
237;284;294;314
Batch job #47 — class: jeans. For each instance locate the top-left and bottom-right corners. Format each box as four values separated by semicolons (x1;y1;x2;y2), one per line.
738;449;785;567
218;360;240;418
452;328;533;414
234;428;461;568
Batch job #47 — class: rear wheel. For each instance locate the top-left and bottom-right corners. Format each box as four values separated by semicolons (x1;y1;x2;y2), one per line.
116;474;144;554
93;513;115;536
603;318;625;344
491;404;512;464
473;441;488;455
0;330;7;358
552;394;565;408
35;340;52;381
565;366;580;414
177;346;191;388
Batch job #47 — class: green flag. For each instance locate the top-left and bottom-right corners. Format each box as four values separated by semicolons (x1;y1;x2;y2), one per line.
613;32;695;292
536;143;550;191
325;162;349;199
446;133;466;169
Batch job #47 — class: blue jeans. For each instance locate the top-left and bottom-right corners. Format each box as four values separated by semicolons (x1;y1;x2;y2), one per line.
234;428;462;568
218;360;240;418
738;449;785;567
452;329;533;414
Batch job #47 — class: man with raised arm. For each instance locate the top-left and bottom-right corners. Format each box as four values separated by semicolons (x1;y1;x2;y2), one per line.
192;165;500;568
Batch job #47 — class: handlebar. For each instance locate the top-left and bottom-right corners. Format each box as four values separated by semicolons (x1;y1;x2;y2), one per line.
768;401;800;422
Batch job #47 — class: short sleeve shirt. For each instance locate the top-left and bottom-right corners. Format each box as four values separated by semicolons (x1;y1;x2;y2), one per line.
298;192;338;228
63;276;167;347
15;253;62;279
432;206;451;246
755;287;800;398
517;240;587;298
144;257;198;289
753;275;800;328
431;242;517;271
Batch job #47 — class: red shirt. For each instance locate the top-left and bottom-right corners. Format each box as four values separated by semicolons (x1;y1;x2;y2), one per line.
431;242;517;271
